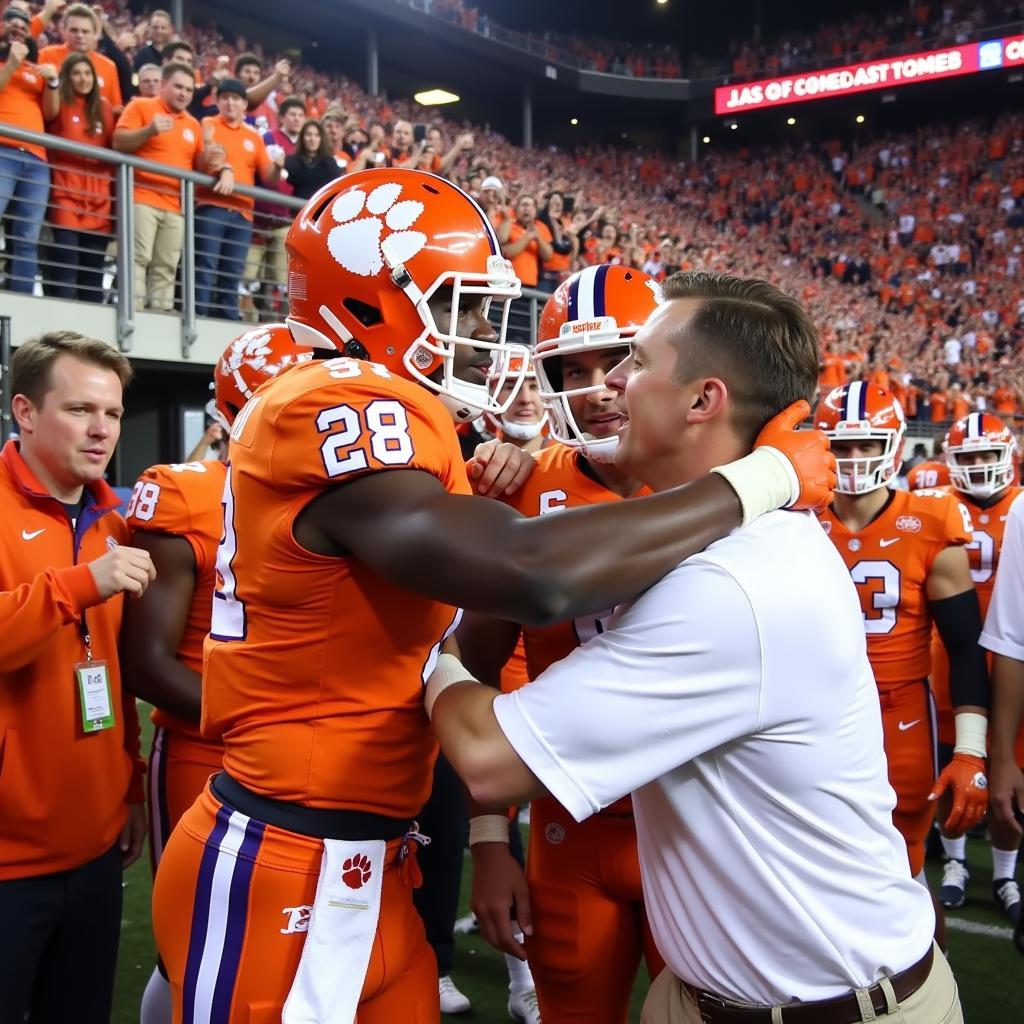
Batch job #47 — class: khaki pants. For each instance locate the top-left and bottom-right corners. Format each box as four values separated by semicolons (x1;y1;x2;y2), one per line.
134;203;184;311
642;944;962;1024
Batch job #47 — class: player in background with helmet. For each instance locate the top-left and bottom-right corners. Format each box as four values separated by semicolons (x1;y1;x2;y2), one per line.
122;325;313;1024
483;353;549;458
816;383;989;945
152;169;836;1022
457;265;666;1024
907;448;951;492
926;414;1023;923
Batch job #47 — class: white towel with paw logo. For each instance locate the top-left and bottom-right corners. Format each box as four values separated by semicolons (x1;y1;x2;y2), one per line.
282;838;386;1024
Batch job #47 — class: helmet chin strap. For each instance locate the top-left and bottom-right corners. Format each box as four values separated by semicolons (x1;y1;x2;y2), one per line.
437;376;489;423
500;419;544;441
582;436;619;465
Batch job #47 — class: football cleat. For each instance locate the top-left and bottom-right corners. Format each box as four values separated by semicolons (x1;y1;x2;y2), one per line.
993;878;1021;926
439;975;471;1015
508;987;541;1024
939;857;969;909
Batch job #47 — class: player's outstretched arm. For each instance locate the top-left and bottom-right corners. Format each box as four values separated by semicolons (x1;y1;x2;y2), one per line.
300;401;831;626
119;533;203;722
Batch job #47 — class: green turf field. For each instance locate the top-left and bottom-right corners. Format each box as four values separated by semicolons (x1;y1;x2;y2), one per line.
113;710;1021;1022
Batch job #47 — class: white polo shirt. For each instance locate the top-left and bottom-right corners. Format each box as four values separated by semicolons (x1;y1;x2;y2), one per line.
493;510;934;1006
981;496;1024;660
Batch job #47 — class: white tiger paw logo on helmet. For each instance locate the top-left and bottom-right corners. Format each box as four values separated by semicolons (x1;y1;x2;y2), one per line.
327;183;427;277
223;329;273;372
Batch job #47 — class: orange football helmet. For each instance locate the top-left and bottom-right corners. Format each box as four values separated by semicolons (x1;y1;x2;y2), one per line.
533;265;661;463
484;352;547;441
209;324;313;429
945;412;1016;499
285;168;526;422
814;382;906;494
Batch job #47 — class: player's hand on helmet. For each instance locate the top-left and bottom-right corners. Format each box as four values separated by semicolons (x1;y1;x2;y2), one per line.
928;753;989;835
470;840;532;960
88;545;156;600
984;754;1022;838
467;439;537;498
755;399;837;512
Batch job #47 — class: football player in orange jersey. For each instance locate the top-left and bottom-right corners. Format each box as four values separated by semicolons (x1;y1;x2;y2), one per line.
483;353;549;457
816;382;990;942
456;265;666;1024
122;325;313;1024
906;452;951;492
927;414;1023;923
151;169;835;1023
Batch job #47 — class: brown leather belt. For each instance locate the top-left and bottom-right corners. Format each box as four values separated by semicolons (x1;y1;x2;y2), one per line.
689;945;934;1024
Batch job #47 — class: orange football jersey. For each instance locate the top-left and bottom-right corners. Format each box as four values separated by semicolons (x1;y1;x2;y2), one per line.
819;489;973;689
906;460;950;491
503;443;650;815
930;486;1023;751
202;358;469;817
125;460;227;739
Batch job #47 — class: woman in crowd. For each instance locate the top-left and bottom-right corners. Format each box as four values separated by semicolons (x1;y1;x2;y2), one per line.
537;190;577;292
283;118;344;200
46;52;114;302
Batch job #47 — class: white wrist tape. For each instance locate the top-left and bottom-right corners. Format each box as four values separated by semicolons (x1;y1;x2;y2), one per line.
424;653;480;719
711;447;800;527
469;814;511;846
953;711;987;759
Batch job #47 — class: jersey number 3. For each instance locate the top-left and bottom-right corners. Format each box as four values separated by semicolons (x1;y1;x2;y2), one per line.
850;560;902;635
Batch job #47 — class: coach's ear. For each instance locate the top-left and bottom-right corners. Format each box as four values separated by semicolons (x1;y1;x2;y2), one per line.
685;377;728;425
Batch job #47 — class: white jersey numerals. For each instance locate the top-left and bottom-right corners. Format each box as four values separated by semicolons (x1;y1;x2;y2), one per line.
319;400;414;478
966;530;995;584
211;462;246;641
125;480;161;522
850;559;902;635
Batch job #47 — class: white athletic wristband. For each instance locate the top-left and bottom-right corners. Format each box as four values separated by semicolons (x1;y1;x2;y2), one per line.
469;814;511;846
953;711;987;759
424;653;479;719
711;447;800;527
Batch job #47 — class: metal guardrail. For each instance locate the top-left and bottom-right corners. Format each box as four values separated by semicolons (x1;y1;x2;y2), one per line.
1;121;551;358
0;122;304;357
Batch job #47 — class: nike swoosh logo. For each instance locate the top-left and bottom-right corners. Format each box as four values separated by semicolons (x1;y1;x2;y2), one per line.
21;528;46;541
879;538;900;547
898;719;921;731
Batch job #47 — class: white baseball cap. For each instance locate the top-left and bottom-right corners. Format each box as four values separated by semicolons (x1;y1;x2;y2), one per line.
480;175;504;192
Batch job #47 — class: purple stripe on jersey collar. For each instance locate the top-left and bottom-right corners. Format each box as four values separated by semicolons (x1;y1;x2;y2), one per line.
182;805;232;1023
210;817;266;1020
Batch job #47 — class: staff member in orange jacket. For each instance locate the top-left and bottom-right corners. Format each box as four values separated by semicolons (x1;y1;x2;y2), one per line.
0;332;155;1024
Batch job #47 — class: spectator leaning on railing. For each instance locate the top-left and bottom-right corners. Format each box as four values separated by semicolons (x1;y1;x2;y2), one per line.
0;5;59;294
37;3;121;113
112;60;225;312
194;77;284;320
45;50;114;303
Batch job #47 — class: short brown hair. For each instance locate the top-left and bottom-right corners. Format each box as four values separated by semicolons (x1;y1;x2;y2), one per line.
64;3;98;29
11;332;133;408
161;60;194;82
662;271;820;444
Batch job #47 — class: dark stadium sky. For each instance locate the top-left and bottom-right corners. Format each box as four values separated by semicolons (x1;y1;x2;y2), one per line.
473;0;905;58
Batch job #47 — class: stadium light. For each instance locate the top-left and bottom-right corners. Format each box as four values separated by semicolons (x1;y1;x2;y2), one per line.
570;117;579;125
786;117;797;125
414;88;460;106
656;0;669;5
856;114;866;123
702;135;711;144
729;122;738;130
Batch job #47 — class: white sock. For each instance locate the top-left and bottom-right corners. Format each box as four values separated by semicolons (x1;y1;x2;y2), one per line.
505;932;535;994
140;967;172;1024
992;846;1020;881
941;835;967;861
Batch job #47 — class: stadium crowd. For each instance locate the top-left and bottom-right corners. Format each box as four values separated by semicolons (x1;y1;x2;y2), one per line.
717;0;1024;81
1;0;1023;417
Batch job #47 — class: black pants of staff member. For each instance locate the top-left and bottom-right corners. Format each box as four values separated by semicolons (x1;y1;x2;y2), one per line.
414;752;527;977
0;843;123;1024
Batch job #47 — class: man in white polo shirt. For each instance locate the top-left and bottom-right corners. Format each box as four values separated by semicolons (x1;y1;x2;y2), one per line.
980;495;1024;953
427;271;958;1022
